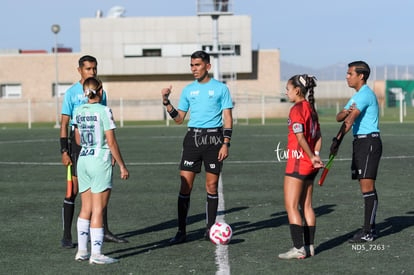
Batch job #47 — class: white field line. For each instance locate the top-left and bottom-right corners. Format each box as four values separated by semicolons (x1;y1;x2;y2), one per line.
1;155;413;166
215;173;230;275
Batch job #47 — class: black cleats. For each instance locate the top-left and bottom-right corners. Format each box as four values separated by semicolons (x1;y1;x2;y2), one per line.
104;231;128;243
61;238;75;249
169;231;186;245
348;230;374;243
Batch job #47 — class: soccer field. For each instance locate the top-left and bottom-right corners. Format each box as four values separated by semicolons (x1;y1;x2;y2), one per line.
0;120;413;274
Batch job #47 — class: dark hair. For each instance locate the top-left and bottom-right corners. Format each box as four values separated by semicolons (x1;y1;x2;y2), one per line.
191;50;210;64
289;74;318;121
348;61;370;82
78;55;97;68
83;77;102;99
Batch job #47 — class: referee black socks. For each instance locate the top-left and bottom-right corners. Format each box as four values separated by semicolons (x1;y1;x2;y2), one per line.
178;193;190;233
363;190;378;233
206;193;219;229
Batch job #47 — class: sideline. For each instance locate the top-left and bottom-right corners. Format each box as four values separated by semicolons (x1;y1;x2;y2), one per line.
215;173;230;275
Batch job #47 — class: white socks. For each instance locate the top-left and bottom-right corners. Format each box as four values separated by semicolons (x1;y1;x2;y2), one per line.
76;218;90;251
90;227;104;255
77;218;104;256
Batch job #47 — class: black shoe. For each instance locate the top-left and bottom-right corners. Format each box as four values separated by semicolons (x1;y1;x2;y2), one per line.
348;229;374;243
104;232;128;243
169;231;186;245
61;238;75;249
370;225;378;238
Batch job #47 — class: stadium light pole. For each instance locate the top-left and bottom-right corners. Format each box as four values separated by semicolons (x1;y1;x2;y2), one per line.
51;24;60;128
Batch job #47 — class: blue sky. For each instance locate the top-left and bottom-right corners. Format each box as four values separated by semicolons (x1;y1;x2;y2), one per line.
0;0;412;68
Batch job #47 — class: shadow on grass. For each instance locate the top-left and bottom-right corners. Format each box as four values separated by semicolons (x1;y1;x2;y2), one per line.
108;207;247;259
231;204;336;240
316;211;414;255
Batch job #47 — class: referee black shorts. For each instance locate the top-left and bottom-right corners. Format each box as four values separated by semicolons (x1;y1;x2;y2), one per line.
69;126;81;177
180;127;224;174
352;133;382;180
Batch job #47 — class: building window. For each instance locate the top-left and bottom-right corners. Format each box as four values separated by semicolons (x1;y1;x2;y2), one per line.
0;84;22;98
52;83;72;97
142;49;162;57
202;44;241;56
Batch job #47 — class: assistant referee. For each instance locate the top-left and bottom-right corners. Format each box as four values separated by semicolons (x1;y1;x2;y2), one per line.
333;61;382;243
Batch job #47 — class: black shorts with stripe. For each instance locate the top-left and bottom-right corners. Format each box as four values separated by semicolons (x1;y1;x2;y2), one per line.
180;127;223;174
352;133;382;180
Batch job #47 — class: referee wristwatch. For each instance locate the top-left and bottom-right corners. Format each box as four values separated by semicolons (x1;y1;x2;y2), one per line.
61;148;69;154
223;142;231;148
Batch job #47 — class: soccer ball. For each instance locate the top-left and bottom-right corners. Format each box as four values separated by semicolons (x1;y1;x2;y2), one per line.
209;221;233;245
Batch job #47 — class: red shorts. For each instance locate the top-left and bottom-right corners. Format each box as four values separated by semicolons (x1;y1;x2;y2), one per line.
285;152;318;179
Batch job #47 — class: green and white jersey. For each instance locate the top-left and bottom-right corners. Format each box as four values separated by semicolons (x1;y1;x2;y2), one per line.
73;103;116;162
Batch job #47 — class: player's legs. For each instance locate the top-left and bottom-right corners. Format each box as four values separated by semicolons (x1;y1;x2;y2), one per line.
61;135;81;248
89;189;111;257
205;172;219;235
178;170;195;232
77;189;92;255
300;179;316;256
61;171;79;248
283;175;304;250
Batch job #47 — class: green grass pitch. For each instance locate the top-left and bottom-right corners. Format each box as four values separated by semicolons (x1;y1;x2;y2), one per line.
0;116;413;274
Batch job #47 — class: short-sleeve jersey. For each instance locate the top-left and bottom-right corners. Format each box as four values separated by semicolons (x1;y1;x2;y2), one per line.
61;81;107;126
178;78;233;128
73;103;116;163
344;84;379;135
286;100;320;175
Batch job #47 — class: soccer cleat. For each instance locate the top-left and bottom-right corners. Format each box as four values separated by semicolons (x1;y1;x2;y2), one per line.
89;254;119;265
305;244;315;257
370;227;378;239
169;231;186;245
348;230;374;243
278;247;306;260
104;231;128;243
75;250;90;261
61;238;75;249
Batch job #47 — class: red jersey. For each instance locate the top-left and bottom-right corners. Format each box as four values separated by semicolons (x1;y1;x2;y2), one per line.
285;100;320;176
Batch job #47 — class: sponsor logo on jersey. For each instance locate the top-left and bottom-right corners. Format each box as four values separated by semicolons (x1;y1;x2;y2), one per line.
209;90;214;97
190;90;199;97
184;160;194;167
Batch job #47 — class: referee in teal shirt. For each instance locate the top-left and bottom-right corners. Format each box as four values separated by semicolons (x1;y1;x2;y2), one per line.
161;50;233;244
332;61;382;243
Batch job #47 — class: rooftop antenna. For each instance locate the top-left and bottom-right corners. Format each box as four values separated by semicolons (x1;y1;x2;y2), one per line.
197;0;233;82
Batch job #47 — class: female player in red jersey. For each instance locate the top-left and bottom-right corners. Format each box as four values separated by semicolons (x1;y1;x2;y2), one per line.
278;74;324;260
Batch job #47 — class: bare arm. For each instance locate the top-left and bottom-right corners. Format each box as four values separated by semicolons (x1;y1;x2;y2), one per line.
105;129;129;180
161;85;187;124
336;102;356;122
218;108;233;162
60;114;72;166
296;132;323;169
330;107;360;156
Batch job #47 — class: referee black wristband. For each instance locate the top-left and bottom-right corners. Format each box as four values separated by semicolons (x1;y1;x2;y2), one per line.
168;106;179;119
223;128;232;140
60;137;69;154
163;99;170;106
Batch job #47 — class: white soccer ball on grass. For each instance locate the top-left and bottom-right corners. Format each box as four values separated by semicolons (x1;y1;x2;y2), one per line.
209;221;233;245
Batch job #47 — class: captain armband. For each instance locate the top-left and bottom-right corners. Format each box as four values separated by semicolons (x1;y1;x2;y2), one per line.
60;137;69;154
292;123;304;134
223;128;232;140
168;106;179;120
